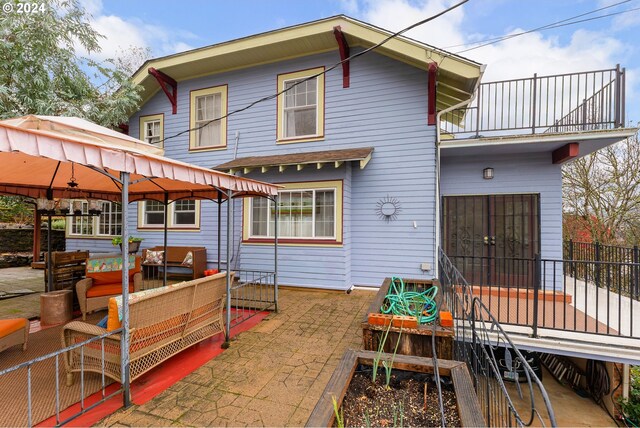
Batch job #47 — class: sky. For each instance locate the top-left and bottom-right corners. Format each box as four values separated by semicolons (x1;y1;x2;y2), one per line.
81;0;640;123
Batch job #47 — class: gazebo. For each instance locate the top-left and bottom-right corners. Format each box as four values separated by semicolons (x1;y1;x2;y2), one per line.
0;115;280;417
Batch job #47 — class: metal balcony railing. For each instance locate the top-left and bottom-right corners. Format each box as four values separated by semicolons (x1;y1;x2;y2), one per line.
440;65;626;138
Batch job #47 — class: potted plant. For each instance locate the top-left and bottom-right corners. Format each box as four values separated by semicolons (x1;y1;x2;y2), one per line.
111;236;143;253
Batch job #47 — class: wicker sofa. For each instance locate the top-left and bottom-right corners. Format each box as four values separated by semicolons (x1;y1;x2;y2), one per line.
61;272;227;386
76;256;142;320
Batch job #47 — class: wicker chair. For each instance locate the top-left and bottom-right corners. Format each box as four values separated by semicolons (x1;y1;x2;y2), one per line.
61;272;227;386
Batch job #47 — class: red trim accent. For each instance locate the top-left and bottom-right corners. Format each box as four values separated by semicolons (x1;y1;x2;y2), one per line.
117;123;129;134
428;62;438;126
148;67;178;114
333;26;350;88
552;143;579;164
244;238;342;245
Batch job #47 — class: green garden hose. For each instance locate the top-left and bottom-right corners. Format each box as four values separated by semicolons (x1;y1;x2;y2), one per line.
380;276;438;324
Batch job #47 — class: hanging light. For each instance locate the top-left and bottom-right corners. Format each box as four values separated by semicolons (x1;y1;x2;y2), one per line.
72;200;84;215
67;162;79;189
36;198;56;215
58;199;70;215
88;199;102;216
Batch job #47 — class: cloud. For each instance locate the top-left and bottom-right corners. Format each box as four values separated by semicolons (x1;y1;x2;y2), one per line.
76;1;197;64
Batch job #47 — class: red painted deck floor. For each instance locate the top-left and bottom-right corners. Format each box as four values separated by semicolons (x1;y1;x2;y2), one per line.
37;312;268;428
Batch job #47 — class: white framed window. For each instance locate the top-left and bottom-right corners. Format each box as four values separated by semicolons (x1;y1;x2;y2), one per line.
138;200;201;229
277;67;325;143
68;201;121;238
189;86;227;150
243;181;342;245
139;114;164;148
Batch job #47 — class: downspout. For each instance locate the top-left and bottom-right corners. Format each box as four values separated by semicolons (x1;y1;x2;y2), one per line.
433;64;486;277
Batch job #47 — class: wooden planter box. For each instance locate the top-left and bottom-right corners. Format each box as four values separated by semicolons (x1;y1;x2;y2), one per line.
306;350;484;427
362;277;454;360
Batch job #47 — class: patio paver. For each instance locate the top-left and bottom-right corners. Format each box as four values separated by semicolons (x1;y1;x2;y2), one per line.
99;287;375;427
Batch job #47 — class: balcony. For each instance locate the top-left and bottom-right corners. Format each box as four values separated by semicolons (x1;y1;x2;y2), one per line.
442;65;626;137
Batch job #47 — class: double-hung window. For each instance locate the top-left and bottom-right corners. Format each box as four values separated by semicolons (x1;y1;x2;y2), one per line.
139;114;164;148
138;200;200;229
244;181;342;245
277;67;324;142
68;201;122;238
189;86;227;150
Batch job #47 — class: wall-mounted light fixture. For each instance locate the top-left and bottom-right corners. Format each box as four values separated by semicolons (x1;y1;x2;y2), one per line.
483;167;494;180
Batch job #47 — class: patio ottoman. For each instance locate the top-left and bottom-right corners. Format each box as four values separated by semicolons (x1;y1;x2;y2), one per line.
40;289;73;326
0;318;29;353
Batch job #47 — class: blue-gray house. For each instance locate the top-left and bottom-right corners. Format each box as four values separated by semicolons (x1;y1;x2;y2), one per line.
66;15;634;291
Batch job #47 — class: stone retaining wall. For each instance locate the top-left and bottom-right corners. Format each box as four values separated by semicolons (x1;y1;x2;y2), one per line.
0;228;65;253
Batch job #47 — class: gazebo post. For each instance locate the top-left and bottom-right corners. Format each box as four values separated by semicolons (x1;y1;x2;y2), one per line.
120;172;131;407
223;190;233;347
217;194;222;273
274;194;278;313
46;213;52;292
163;192;168;287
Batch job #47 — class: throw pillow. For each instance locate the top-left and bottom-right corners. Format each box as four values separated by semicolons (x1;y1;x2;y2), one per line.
97;315;108;328
144;250;164;265
181;251;193;267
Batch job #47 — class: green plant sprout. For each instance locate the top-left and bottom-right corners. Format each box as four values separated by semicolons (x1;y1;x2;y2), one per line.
332;395;344;428
383;326;403;388
372;321;393;383
391;400;404;428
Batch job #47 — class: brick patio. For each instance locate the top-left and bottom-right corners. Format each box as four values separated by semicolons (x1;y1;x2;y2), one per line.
99;288;375;427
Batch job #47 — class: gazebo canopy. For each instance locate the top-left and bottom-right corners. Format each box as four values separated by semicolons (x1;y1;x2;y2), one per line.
0;115;279;202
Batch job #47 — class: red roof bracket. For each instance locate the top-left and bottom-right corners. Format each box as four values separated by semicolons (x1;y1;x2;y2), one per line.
117;123;129;135
428;62;438;126
333;26;350;88
148;67;178;114
552;143;579;164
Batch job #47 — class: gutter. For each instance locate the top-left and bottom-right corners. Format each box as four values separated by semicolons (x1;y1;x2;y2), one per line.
433;64;486;278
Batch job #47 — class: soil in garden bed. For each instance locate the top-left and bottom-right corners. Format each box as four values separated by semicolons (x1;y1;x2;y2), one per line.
338;366;461;427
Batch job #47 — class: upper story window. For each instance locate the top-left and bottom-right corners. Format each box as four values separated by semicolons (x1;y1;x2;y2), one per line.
277;67;325;143
138;200;201;229
68;201;122;237
139;114;164;148
189;85;227;151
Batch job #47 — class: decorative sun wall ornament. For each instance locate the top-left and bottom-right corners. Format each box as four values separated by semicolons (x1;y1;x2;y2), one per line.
376;195;401;222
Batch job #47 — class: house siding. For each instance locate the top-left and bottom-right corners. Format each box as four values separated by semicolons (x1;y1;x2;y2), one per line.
440;153;563;261
66;48;439;289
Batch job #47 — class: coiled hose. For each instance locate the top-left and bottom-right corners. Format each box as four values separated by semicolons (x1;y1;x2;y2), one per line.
380;276;438;324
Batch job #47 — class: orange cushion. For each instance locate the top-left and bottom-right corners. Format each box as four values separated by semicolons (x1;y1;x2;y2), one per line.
107;298;120;331
0;318;27;337
86;283;134;298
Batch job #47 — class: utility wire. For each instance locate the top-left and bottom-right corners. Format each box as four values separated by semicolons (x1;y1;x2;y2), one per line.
455;1;640;54
444;0;632;49
156;0;469;145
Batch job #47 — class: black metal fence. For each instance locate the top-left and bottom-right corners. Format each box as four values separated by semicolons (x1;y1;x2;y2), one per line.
448;253;640;338
441;66;625;138
439;250;557;427
229;270;277;328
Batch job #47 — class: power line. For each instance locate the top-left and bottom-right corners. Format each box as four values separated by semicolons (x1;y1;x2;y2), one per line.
156;0;469;145
455;1;640;54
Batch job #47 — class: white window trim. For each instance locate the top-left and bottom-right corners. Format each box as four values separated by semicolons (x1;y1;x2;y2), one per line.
138;200;201;230
189;85;228;151
242;180;343;246
139;114;164;148
276;67;325;143
66;201;122;239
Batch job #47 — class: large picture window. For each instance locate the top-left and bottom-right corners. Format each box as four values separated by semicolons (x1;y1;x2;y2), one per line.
277;67;324;142
138;200;200;229
189;86;227;150
68;201;122;237
244;180;342;245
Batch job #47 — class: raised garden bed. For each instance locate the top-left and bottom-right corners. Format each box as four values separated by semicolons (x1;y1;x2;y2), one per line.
362;277;454;360
306;350;484;427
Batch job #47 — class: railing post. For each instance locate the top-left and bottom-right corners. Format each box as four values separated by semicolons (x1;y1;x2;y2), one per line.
568;239;575;277
634;245;639;296
614;64;621;127
531;254;541;338
475;87;481;138
595;242;601;289
531;73;538;134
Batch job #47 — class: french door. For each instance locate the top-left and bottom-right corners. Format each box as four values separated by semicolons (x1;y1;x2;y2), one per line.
442;194;540;288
